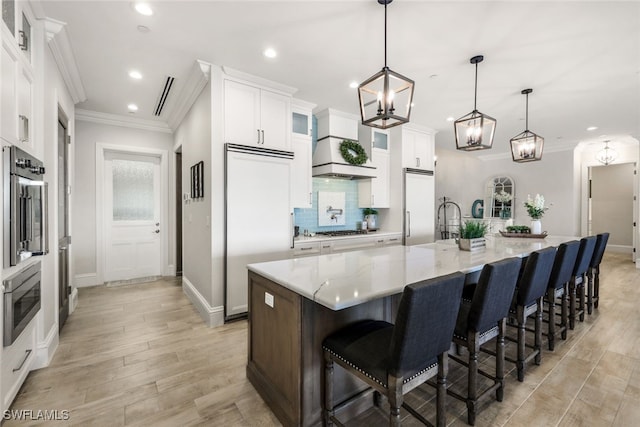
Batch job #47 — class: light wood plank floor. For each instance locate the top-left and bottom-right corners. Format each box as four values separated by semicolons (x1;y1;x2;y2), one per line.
6;253;640;426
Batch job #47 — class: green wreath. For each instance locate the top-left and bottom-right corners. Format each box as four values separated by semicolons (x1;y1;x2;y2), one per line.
339;139;368;165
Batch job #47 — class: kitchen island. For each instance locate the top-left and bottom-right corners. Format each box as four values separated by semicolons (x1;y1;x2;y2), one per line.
246;236;576;426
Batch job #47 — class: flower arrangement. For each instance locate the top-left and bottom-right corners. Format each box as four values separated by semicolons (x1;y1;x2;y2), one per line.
524;194;548;220
494;190;513;203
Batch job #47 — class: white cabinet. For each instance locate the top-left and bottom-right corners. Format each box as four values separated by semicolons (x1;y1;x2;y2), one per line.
358;127;390;208
1;318;36;411
1;3;34;147
401;127;435;171
290;99;315;209
292;241;320;257
223;79;291;151
358;149;389;208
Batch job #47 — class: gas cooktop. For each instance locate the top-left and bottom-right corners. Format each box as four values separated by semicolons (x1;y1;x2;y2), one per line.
315;230;369;237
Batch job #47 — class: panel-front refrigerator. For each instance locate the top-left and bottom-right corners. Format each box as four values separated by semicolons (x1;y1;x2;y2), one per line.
404;168;435;245
225;144;294;319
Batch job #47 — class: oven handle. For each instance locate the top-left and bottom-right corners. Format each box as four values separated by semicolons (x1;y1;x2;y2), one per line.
26;195;33;242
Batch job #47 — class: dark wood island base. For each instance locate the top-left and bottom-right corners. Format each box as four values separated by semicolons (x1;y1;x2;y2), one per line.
246;270;399;426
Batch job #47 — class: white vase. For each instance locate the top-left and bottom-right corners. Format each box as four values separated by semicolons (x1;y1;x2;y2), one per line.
531;220;542;235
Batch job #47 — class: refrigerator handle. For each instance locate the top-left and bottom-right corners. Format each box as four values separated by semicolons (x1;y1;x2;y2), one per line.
290;212;294;249
406;211;411;237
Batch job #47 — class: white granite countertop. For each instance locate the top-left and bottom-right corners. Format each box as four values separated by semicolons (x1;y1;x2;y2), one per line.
248;235;578;311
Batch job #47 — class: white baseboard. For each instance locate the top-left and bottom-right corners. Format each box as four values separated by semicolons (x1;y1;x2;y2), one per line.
166;264;176;276
182;277;224;327
75;273;99;288
607;245;632;254
70;287;78;314
33;324;59;370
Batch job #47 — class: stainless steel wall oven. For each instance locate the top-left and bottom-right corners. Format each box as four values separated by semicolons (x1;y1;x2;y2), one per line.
3;261;41;346
3;145;48;267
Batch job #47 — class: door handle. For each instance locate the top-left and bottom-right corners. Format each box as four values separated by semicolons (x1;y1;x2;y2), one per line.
153;230;160;234
261;130;265;144
257;129;261;144
406;211;411;237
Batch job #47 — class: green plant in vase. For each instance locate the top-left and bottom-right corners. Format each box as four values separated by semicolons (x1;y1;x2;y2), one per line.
362;208;378;230
458;221;488;251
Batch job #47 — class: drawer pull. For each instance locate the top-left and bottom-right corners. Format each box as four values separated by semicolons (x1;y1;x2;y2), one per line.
13;349;32;373
377;240;384;243
300;247;314;251
322;245;331;249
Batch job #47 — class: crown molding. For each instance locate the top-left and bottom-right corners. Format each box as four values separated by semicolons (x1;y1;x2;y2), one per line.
166;60;212;130
43;17;86;104
222;65;298;96
76;109;173;134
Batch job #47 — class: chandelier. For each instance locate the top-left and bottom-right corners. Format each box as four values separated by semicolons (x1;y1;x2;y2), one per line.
596;140;617;165
358;0;415;129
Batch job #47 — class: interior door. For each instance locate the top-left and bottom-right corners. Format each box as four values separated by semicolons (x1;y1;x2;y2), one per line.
404;171;435;245
104;152;161;282
57;117;70;331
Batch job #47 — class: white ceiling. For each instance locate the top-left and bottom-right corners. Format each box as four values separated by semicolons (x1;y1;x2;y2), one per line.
38;0;640;154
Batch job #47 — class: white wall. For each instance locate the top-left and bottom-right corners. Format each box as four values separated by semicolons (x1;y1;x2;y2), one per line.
435;148;580;236
37;19;75;367
173;80;216;319
73;120;175;285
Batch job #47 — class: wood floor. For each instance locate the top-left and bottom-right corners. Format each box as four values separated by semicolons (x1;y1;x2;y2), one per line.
6;253;640;426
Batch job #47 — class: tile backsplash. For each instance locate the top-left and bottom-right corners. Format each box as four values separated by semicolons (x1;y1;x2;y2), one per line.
294;178;364;232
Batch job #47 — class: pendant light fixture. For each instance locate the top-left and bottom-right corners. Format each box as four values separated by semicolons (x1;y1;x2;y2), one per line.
510;88;544;162
596;140;617;165
358;0;415;129
454;55;496;151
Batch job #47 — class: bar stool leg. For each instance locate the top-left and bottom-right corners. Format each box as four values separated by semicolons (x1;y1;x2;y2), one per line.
437;353;447;427
496;318;506;402
569;277;576;330
516;307;526;382
534;298;543;365
547;288;556;351
578;275;586;322
587;269;594;315
467;333;479;426
324;351;334;426
561;284;568;340
594;265;600;309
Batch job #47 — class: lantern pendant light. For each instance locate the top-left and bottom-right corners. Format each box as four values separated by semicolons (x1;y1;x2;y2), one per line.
454;55;496;151
510;88;544;162
358;0;415;129
596;140;617;165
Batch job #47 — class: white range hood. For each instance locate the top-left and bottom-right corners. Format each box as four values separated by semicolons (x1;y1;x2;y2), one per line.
312;109;376;180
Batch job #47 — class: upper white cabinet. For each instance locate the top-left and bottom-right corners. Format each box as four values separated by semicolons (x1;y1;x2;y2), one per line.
223;79;291;151
400;127;435;171
1;1;34;147
358;126;390;208
290;99;315;209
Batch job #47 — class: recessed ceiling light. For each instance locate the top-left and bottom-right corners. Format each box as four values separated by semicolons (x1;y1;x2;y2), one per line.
134;2;153;16
263;48;277;58
587;126;598;131
128;103;139;112
129;70;142;80
446;116;454;122
410;102;415;107
349;81;358;89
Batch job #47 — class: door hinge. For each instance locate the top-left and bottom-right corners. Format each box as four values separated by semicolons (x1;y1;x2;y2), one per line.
588;179;592;199
66;135;71;145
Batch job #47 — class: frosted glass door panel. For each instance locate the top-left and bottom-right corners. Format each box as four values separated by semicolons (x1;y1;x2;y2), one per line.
112;159;154;221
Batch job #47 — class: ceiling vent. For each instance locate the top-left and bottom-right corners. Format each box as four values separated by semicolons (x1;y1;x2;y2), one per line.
154;76;175;116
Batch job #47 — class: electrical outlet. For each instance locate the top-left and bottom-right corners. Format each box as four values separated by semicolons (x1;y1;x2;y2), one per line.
265;292;274;308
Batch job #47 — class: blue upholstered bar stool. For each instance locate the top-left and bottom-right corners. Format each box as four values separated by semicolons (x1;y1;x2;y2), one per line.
587;232;609;314
447;258;521;425
545;241;580;351
322;272;465;427
505;247;556;382
569;236;597;329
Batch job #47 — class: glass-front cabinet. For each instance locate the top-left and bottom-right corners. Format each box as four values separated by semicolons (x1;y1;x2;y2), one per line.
484;176;514;219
